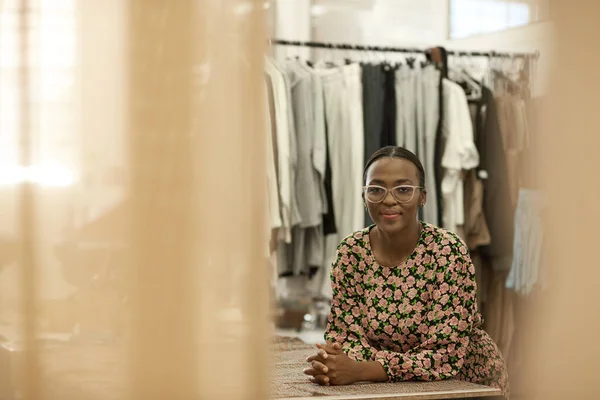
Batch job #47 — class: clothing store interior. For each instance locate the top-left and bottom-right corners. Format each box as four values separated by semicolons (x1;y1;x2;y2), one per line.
1;0;600;399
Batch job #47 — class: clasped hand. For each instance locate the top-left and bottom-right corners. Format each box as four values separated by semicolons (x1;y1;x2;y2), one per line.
303;342;358;386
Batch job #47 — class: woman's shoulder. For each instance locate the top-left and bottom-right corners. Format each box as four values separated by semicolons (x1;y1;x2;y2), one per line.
338;227;371;249
422;222;469;257
332;228;373;276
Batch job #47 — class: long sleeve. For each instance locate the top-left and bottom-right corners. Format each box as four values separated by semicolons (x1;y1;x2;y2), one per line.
325;232;479;383
324;242;377;362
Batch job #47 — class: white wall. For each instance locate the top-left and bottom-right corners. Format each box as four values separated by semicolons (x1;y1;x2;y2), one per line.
272;0;552;95
312;0;448;47
272;0;312;60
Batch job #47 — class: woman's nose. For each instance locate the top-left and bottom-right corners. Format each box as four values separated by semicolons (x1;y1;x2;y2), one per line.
382;191;397;205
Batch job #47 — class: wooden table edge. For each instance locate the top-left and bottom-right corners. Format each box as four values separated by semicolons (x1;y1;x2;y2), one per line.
274;386;502;400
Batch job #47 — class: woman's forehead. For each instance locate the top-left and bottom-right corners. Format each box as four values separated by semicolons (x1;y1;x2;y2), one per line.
366;157;420;181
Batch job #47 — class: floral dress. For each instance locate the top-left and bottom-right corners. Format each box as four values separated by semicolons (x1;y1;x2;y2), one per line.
325;222;508;395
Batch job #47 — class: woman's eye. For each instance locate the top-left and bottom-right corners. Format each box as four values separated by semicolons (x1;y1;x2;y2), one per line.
367;187;384;193
396;186;411;193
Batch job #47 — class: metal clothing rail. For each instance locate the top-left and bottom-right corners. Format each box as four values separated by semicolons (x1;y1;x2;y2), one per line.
269;39;539;59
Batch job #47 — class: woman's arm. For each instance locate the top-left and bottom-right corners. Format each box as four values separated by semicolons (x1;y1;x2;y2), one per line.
356;361;388;382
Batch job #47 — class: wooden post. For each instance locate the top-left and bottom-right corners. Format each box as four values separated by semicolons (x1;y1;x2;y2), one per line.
127;1;269;399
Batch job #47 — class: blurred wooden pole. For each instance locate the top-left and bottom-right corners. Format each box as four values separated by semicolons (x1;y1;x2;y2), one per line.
526;1;600;399
128;1;198;399
128;1;269;399
18;0;41;398
193;1;270;398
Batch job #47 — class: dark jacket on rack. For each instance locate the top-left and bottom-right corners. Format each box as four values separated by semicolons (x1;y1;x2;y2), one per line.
477;87;514;270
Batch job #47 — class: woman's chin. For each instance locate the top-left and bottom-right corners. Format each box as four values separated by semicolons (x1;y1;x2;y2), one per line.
376;217;405;232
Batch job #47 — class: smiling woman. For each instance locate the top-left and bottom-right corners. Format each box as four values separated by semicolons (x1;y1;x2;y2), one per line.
304;146;509;396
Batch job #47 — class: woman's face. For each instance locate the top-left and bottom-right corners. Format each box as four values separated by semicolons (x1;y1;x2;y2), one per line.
364;157;426;234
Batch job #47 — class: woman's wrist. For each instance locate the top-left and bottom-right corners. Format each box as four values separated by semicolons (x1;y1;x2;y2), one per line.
352;360;389;383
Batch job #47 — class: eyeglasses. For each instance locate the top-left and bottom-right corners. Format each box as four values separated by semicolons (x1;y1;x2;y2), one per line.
363;185;423;204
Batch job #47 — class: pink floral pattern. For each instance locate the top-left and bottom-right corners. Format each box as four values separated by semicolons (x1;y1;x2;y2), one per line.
325;223;508;395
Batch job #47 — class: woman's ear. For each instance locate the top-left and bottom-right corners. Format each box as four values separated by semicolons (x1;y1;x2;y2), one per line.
420;189;427;207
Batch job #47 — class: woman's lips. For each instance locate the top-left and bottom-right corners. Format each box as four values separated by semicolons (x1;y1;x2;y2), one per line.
380;211;401;220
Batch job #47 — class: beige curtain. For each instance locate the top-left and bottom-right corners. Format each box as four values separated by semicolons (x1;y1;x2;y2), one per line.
6;0;600;399
519;1;600;399
2;0;270;399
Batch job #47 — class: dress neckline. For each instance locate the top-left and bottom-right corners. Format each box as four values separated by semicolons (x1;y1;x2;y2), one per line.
365;221;428;269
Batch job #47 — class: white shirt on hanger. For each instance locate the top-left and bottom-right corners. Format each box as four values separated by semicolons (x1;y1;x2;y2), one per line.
264;81;282;232
441;79;479;233
265;59;294;243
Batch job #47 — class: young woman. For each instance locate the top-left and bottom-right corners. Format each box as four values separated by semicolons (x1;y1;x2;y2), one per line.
303;146;508;394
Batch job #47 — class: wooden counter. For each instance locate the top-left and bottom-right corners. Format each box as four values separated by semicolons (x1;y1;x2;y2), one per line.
0;339;502;400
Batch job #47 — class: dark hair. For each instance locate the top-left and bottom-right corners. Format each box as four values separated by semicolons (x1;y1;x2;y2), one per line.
363;146;426;187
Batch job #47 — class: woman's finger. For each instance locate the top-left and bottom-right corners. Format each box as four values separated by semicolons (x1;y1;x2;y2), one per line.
305;355;318;363
303;368;319;377
309;374;330;386
311;360;328;373
317;348;329;359
317;342;343;355
325;341;343;352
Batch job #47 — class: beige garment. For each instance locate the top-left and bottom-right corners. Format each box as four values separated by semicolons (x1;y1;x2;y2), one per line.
472;251;514;369
495;96;529;206
461;169;491;250
471;251;490;325
484;269;515;366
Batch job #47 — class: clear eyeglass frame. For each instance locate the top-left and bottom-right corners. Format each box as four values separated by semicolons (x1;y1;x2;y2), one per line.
363;184;423;204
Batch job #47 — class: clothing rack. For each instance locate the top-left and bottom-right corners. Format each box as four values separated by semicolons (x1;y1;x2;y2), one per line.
270;39;539;59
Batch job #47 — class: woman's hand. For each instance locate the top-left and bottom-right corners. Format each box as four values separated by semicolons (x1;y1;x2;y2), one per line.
303;345;331;386
303;342;360;386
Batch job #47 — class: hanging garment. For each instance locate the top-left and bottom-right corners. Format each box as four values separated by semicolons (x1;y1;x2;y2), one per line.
320;65;364;241
280;61;328;276
484;268;515;370
460;169;491;249
299;64;337;237
395;66;439;225
281;66;302;229
342;63;366;233
395;67;416;151
477;88;514;271
506;188;544;295
308;66;328;218
381;66;397;147
440;79;479;233
307;64;330;269
322;104;337;236
320;68;354;290
265;59;299;244
362;64;385;163
265;73;279;180
420;65;441;226
498;96;530;207
283;61;325;228
264;81;282;233
264;76;281;282
415;68;426;168
313;63;366;299
362;63;385;227
458;90;491;250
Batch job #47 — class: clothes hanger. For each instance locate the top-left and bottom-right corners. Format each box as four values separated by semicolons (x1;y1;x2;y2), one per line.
451;52;482;101
344;46;353;65
462;55;483;100
403;51;414;69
